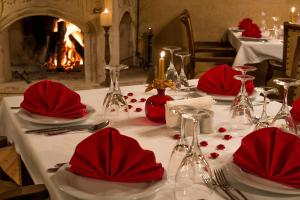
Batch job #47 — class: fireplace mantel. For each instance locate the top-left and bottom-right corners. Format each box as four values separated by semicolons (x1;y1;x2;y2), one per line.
0;0;137;83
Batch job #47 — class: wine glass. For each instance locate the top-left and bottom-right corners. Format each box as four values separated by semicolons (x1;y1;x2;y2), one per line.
231;74;255;129
102;64;129;123
255;87;278;130
175;109;212;200
270;16;281;39
271;78;300;135
167;105;194;181
175;52;190;87
163;46;181;89
231;66;257;110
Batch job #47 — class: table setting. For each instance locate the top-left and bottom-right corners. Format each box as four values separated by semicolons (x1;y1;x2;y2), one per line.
1;45;300;200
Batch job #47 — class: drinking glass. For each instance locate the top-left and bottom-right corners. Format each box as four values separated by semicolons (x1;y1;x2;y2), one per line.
167;105;194;181
175;109;212;200
175;51;190;87
255;87;278;130
231;66;257;110
231;74;255;129
271;78;300;134
270;16;281;39
163;46;181;88
102;64;129;123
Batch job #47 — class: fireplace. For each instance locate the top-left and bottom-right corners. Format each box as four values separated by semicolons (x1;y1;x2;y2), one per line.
0;0;138;83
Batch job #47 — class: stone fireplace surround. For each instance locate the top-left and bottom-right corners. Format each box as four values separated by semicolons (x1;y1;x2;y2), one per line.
0;0;137;83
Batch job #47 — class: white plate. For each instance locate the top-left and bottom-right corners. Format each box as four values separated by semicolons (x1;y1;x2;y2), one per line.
226;162;300;195
17;105;95;125
196;89;257;101
52;164;167;200
239;36;269;42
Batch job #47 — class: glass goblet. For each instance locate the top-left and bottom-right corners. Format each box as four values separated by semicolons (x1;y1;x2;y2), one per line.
255;87;278;130
175;109;212;200
271;78;300;135
102;64;129;123
231;74;255;129
175;51;191;87
167;105;194;181
163;46;181;88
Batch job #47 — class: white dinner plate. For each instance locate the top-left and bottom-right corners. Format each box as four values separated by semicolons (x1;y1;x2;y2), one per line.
17;105;95;125
196;89;257;101
226;162;300;195
52;164;167;200
239;36;269;42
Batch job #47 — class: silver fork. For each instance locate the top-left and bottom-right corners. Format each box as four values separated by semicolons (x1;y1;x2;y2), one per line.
214;169;248;200
202;173;235;200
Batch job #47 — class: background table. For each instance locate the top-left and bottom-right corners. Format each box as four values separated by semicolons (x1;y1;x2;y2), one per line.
0;82;299;200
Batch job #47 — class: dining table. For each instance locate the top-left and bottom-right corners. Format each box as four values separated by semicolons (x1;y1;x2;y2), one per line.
0;80;299;200
227;28;283;67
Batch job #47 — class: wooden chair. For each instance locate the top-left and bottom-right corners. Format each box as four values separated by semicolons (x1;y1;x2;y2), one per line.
0;136;49;200
268;22;300;103
179;9;236;78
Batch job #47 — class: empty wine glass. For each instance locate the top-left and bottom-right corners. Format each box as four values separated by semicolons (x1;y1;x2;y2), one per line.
163;46;181;88
102;64;129;123
167;105;194;181
175;109;212;200
271;78;300;135
175;52;190;87
255;87;278;130
270;16;281;39
231;74;255;129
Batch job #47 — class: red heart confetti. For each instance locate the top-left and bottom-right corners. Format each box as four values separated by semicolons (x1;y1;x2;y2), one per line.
135;108;142;112
140;98;147;102
173;134;181;140
130;99;137;103
128;105;133;109
223;135;232;140
218;127;227;133
200;141;208;147
127;92;133;96
217;144;225;150
210;152;219;159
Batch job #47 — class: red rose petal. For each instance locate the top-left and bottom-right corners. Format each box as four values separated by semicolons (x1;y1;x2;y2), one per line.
173;134;181;140
210;152;219;159
124;96;128;99
135;108;142;112
130;99;137;103
218;127;227;133
127;92;133;96
128;105;133;109
124;109;128;112
217;144;225;150
200;141;208;147
110;109;115;112
140;98;147;102
223;135;232;140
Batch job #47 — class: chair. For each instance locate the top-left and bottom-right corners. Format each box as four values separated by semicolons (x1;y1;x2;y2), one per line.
179;9;236;78
268;22;300;103
0;136;49;200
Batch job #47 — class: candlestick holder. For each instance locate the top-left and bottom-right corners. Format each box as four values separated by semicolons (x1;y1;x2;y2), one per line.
101;26;111;86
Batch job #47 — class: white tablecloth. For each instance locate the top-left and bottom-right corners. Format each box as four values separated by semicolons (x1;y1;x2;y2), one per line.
0;82;299;200
228;29;283;66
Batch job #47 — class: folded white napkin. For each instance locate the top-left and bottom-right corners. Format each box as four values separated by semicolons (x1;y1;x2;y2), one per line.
165;96;215;129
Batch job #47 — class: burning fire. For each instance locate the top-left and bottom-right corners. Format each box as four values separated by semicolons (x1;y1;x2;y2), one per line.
46;19;84;71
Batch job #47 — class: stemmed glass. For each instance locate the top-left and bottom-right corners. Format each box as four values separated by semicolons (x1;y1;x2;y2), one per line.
163;46;181;88
102;64;129;123
255;87;278;130
175;109;212;200
231;74;255;129
167;105;194;181
270;16;281;39
175;52;190;88
271;78;300;134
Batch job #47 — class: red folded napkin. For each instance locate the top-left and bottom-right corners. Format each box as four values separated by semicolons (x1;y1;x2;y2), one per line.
291;97;300;123
197;64;255;96
69;127;164;182
242;23;262;38
20;80;87;119
238;18;253;30
233;127;300;188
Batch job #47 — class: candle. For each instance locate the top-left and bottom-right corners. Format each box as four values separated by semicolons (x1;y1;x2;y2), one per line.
158;51;165;80
100;8;112;27
291;6;296;23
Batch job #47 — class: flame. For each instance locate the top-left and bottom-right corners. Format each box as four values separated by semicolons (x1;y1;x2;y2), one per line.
50;19;84;71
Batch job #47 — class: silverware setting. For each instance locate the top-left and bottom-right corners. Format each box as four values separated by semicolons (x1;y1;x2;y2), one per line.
25;120;110;135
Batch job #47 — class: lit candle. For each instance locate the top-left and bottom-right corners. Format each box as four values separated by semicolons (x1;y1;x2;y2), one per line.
158;51;165;80
100;8;112;27
291;7;296;23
